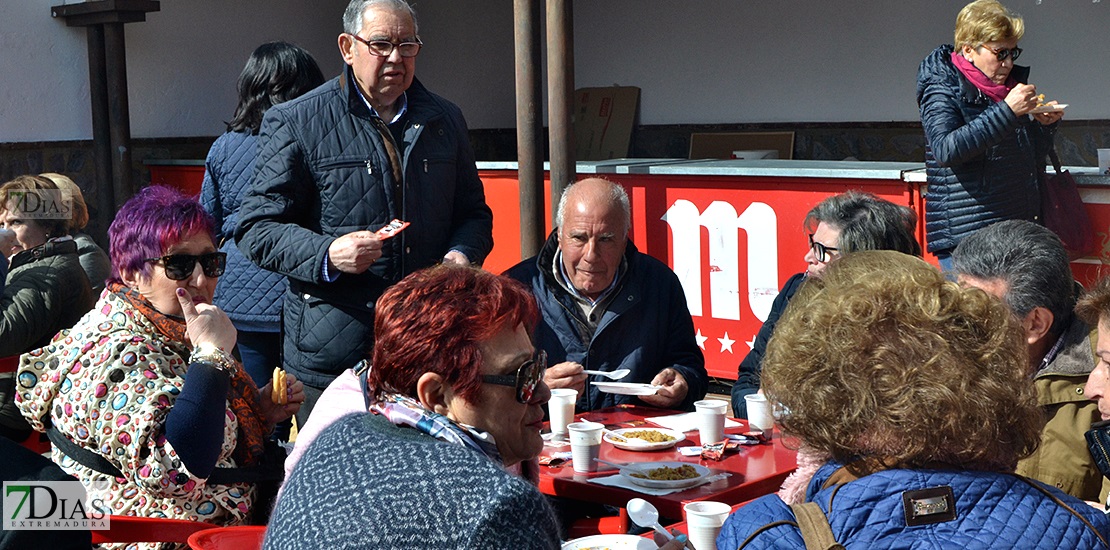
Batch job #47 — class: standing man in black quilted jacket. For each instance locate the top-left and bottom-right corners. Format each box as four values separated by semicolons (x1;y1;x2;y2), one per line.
236;0;493;424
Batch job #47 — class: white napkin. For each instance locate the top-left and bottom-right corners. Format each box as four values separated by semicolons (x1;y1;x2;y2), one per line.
646;412;742;433
588;472;731;496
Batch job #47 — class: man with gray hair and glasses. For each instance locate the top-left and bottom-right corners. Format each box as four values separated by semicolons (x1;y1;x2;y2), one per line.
237;0;493;423
954;219;1106;502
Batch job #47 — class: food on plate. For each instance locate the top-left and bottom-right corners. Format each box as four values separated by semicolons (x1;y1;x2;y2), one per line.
630;464;699;481
620;429;676;443
271;367;288;405
1036;93;1046;107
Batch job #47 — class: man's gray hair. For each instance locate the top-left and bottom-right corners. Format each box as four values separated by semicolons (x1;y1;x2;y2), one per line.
952;220;1074;335
343;0;418;35
555;179;631;233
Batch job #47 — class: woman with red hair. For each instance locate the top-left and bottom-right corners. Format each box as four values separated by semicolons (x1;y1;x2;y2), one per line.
269;264;559;548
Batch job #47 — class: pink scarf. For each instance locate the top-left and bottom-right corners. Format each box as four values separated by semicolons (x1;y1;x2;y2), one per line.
950;51;1016;103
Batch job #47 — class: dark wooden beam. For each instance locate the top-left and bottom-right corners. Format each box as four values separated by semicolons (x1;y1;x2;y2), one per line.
51;0;158;225
514;0;545;258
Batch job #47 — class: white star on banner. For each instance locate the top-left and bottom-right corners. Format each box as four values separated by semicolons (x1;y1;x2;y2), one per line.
695;329;708;350
718;332;736;354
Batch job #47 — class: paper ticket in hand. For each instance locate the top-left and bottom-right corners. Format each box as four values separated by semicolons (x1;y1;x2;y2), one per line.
375;219;410;240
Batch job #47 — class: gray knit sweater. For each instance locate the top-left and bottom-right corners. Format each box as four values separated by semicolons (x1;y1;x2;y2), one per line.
265;412;561;549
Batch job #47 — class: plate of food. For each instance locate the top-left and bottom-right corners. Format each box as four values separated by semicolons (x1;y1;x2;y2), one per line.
1031;103;1067;114
603;427;686;451
592;382;660;396
561;534;656;550
619;461;712;489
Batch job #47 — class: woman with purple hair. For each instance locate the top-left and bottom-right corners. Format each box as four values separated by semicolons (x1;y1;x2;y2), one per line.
15;186;304;539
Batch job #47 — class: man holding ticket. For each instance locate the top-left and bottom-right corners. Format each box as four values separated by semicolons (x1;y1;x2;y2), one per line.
236;0;493;423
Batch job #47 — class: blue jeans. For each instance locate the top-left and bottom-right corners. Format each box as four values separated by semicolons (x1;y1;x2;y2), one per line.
235;330;281;387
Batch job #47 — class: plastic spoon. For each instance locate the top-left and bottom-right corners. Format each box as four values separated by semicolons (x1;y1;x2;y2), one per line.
626;498;675;541
582;368;631;380
594;458;649;474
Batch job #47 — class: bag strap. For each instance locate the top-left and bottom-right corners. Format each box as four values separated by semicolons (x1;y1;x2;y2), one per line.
47;424;284;485
1048;147;1064;176
1013;474;1110;548
789;502;845;550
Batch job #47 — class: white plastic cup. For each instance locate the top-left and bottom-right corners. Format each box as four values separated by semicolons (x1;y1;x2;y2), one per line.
1099;149;1110;176
683;501;732;550
567;421;603;473
694;399;728;444
548;388;578;439
744;393;773;433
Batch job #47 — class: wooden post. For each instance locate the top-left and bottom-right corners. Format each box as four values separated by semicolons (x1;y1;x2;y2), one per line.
546;0;574;227
514;0;545;258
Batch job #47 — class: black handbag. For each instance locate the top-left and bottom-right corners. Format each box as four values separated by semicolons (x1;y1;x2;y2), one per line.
1040;148;1096;260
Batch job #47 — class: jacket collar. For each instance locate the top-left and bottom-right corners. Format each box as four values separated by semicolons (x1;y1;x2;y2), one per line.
339;65;444;125
9;237;77;271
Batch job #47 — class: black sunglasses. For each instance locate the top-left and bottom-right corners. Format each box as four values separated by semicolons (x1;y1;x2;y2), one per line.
979;44;1022;62
482;349;547;404
144;252;227;281
808;234;839;263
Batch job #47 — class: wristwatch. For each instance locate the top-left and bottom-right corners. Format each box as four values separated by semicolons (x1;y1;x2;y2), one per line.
191;342;237;375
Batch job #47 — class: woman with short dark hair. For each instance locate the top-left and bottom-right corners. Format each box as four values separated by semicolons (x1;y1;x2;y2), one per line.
200;41;324;387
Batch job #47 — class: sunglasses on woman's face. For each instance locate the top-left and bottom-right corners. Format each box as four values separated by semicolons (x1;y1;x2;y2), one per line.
481;349;547;404
144;252;227;281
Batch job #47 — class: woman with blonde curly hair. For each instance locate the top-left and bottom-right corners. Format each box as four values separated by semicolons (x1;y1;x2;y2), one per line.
717;251;1110;549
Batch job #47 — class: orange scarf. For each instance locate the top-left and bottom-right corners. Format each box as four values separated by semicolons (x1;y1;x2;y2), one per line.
110;282;268;466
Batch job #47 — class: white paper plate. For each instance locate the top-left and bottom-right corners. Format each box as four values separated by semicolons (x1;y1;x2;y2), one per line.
603;428;685;451
619;461;711;489
1031;103;1067;114
562;534;656;550
592;381;660;396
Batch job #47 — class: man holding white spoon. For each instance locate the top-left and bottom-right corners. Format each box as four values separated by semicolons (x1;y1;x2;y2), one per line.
507;178;707;413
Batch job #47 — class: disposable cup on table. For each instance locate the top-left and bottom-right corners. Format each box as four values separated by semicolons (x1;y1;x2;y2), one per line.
1099;149;1110;176
549;388;578;439
567;421;603;473
683;501;732;550
694;399;728;443
744;393;773;434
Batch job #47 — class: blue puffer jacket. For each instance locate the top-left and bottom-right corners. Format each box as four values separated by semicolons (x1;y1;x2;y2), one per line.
916;45;1055;254
717;461;1110;549
236;67;494;388
505;233;707;411
200;130;285;331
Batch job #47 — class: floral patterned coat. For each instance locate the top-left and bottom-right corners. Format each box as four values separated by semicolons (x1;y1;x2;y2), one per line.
15;289;253;533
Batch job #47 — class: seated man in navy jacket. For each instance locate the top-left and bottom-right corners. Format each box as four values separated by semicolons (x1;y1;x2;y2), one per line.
506;178;707;412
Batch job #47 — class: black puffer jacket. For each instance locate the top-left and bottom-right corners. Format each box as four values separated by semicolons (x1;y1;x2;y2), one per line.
236;68;493;388
916;45;1055;253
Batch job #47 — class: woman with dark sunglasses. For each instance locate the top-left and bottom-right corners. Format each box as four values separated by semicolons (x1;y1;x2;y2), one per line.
917;0;1064;271
14;185;304;540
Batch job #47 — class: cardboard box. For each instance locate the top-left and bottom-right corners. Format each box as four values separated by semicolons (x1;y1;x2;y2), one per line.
574;86;640;161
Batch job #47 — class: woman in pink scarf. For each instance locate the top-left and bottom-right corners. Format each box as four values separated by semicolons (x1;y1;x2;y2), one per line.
915;0;1064;271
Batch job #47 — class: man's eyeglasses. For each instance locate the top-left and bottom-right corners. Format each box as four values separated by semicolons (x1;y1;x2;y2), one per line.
349;34;422;58
144;252;227;281
808;234;839;263
979;44;1022;63
482;349;547;404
